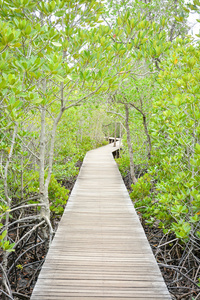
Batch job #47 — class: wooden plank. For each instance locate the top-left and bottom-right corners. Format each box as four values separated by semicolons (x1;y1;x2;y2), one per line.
32;295;171;300
31;142;171;299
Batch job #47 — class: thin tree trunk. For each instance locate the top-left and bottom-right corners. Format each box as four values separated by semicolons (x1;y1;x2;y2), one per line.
129;102;152;160
169;0;178;41
39;105;51;244
39;105;48;214
142;114;152;160
39;81;65;243
2;124;17;299
119;122;122;156
44;109;64;197
114;121;117;147
21;156;23;200
125;104;137;184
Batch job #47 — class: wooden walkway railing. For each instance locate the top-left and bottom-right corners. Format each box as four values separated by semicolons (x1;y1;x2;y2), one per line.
31;142;171;299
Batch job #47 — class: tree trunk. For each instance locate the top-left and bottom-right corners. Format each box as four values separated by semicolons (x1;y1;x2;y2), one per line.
2;124;17;299
39;106;48;214
114;121;117;147
39;82;65;243
129;101;152;161
142;114;152;160
119;122;122;156
125;104;137;184
39;104;52;245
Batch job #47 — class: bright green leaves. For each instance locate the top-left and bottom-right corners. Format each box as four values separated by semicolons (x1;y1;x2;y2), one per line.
130;174;152;201
161;17;166;27
0;230;15;252
52;41;62;47
0;21;20;51
112;43;126;57
3;0;37;11
155;45;162;57
146;39;200;242
187;57;197;69
7;74;16;85
117;16;123;26
49;175;69;217
111;12;167;60
171;204;188;216
38;0;57;15
171;221;191;239
25;25;31;35
101;5;175;64
79;70;92;82
195;143;200;154
190;213;199;223
48;0;56;12
174;15;185;22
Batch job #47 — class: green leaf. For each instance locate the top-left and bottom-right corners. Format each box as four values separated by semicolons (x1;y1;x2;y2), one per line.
1;230;7;240
54;75;64;82
34;98;44;104
190;214;199;223
52;42;62;47
117;17;123;26
195;143;200;154
55;10;65;17
8;33;14;42
25;25;32;35
13;42;22;47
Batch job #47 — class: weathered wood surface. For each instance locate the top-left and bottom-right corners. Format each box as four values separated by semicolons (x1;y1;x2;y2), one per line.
31;142;171;299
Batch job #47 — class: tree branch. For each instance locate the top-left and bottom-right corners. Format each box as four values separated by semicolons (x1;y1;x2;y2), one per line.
107;111;125;119
159;263;200;289
17;134;40;161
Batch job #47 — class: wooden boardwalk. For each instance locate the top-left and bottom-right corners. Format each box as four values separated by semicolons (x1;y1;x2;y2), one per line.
31;143;171;300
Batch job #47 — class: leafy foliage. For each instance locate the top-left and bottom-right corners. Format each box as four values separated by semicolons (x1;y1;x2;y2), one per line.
48;175;69;217
129;39;200;242
0;230;15;253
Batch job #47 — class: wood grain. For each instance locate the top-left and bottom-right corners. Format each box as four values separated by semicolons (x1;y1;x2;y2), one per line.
31;142;171;299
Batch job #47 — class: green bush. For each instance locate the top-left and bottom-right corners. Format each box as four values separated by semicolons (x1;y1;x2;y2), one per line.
48;174;69;217
116;152;130;178
22;171;69;218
